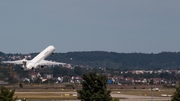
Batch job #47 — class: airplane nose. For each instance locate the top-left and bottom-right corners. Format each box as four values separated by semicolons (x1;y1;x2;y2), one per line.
49;45;55;50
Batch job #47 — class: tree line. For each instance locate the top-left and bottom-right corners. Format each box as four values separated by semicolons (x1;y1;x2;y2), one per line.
1;51;180;70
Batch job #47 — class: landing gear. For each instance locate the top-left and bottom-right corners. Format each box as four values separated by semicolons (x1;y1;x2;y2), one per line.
41;65;44;68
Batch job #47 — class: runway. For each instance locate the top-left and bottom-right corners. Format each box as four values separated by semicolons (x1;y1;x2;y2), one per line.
15;92;171;101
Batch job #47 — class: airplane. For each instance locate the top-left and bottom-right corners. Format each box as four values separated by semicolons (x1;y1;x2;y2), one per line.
1;45;66;71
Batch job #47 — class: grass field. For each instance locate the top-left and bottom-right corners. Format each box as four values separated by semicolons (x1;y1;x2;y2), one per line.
4;83;175;100
112;89;174;97
12;88;175;100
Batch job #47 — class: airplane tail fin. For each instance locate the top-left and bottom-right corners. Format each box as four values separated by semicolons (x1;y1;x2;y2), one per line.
22;59;27;70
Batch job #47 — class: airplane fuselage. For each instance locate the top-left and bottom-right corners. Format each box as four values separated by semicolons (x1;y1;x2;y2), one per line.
25;45;55;70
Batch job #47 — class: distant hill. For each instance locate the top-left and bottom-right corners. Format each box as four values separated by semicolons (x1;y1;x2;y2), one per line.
1;51;180;70
0;51;5;56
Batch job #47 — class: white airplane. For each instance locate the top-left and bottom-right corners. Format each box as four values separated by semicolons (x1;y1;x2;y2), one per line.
2;45;66;71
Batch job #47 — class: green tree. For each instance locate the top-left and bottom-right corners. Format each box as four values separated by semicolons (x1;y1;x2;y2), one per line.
149;79;154;85
19;82;23;88
171;82;180;101
0;86;17;101
77;72;112;101
74;66;83;76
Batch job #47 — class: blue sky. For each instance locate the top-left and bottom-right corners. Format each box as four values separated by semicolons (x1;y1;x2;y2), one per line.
0;1;180;53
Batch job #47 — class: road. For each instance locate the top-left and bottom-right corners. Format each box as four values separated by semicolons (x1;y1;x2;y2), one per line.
112;93;171;101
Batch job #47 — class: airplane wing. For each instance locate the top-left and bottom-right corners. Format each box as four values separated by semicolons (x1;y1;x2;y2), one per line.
1;60;24;64
1;59;30;65
38;60;66;66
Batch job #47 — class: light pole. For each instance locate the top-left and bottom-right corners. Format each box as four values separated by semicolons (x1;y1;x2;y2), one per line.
151;87;154;101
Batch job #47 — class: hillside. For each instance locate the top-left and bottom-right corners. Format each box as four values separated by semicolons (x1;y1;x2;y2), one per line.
1;51;180;70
